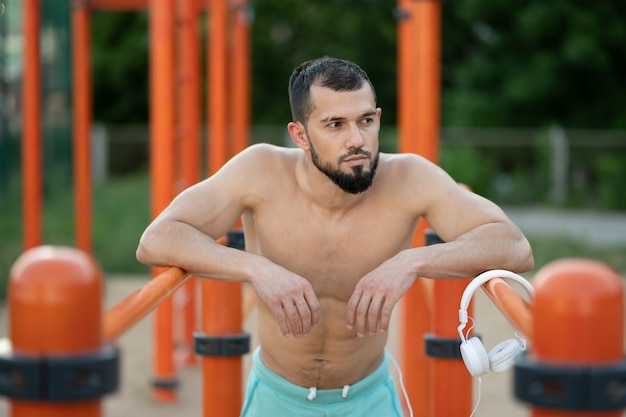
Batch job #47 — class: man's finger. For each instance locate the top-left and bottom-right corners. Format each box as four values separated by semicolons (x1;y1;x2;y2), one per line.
303;287;321;328
282;301;303;337
379;298;395;333
367;295;384;335
294;299;312;336
346;288;362;330
271;301;291;337
354;295;371;338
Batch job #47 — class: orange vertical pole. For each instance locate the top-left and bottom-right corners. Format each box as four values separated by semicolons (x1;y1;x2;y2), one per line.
430;267;473;416
397;0;437;415
149;0;177;402
413;0;440;163
72;1;93;253
22;0;42;250
208;0;228;169
523;259;623;417
430;185;472;416
230;0;251;155
8;246;103;417
177;0;201;367
203;1;243;415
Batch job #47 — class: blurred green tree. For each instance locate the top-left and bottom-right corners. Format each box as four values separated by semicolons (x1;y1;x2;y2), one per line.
442;0;626;128
88;1;626;129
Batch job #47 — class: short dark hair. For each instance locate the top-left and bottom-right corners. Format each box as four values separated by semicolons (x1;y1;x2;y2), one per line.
288;56;377;125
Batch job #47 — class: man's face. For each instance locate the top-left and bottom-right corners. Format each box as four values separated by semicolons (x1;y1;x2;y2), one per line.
304;84;381;194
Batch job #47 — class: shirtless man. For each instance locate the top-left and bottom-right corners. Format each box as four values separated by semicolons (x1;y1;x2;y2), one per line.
136;56;533;416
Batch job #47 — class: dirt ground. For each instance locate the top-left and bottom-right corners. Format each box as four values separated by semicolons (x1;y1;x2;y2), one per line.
1;275;538;417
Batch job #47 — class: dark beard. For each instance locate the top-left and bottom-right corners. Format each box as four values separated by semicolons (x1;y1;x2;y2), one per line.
309;142;379;194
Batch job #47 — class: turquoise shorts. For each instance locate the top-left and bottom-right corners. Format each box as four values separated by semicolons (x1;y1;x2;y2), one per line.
240;348;405;417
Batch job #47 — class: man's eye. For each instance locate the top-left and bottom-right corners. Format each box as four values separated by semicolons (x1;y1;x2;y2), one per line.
328;122;341;128
362;118;373;124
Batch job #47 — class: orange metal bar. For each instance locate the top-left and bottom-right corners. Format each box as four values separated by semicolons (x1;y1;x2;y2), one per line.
230;0;251;155
397;1;436;414
9;246;103;416
208;0;229;174
203;2;243;415
482;277;533;340
149;0;178;403
102;267;190;342
72;2;93;254
530;259;623;417
22;0;42;250
431;275;473;416
414;0;441;163
201;281;243;417
177;0;201;367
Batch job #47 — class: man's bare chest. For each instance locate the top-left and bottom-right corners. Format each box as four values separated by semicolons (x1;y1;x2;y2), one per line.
244;203;418;299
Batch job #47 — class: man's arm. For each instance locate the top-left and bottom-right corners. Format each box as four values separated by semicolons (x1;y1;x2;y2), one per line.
136;144;320;337
346;155;533;336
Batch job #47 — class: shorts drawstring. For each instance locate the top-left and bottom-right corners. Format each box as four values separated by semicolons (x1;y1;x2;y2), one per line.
306;387;317;401
305;385;351;401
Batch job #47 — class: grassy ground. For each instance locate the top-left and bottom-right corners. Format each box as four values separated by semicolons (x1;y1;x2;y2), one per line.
1;172;626;301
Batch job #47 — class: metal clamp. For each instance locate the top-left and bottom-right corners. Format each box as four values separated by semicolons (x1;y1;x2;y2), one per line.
194;332;250;357
514;354;626;410
227;228;245;250
424;334;464;359
0;344;119;401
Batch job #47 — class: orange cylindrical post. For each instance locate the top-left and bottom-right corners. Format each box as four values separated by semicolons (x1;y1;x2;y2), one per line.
22;0;42;250
529;258;623;417
8;246;103;416
202;1;243;416
201;281;244;417
72;1;93;254
208;0;229;171
149;0;178;403
397;1;436;414
230;0;251;156
177;0;201;367
430;273;473;415
414;0;441;163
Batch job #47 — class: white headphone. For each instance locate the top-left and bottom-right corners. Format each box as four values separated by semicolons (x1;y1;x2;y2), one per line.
457;270;534;377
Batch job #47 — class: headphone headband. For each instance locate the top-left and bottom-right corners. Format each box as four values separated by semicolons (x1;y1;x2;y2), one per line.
457;270;534;340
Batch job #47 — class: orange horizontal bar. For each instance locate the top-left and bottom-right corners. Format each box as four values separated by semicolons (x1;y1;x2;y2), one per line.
102;267;189;342
481;277;533;341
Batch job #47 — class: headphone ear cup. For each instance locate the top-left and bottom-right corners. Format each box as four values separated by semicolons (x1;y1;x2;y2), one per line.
460;337;490;377
488;339;522;373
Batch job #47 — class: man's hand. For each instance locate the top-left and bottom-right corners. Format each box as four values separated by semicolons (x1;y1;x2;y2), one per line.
251;265;320;338
346;252;417;337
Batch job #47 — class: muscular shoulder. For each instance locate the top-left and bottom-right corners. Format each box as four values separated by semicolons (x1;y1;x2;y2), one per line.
215;143;299;197
376;152;463;211
379;152;449;184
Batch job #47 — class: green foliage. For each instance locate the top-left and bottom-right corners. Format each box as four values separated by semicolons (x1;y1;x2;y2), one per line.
91;12;149;123
85;1;626;130
443;0;626;128
250;0;398;124
527;235;626;276
594;153;626;210
439;146;494;196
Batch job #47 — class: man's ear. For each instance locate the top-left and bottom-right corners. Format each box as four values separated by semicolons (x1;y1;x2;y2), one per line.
287;121;309;150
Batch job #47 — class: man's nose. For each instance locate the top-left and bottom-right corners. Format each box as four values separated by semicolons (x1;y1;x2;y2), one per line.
345;124;365;149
